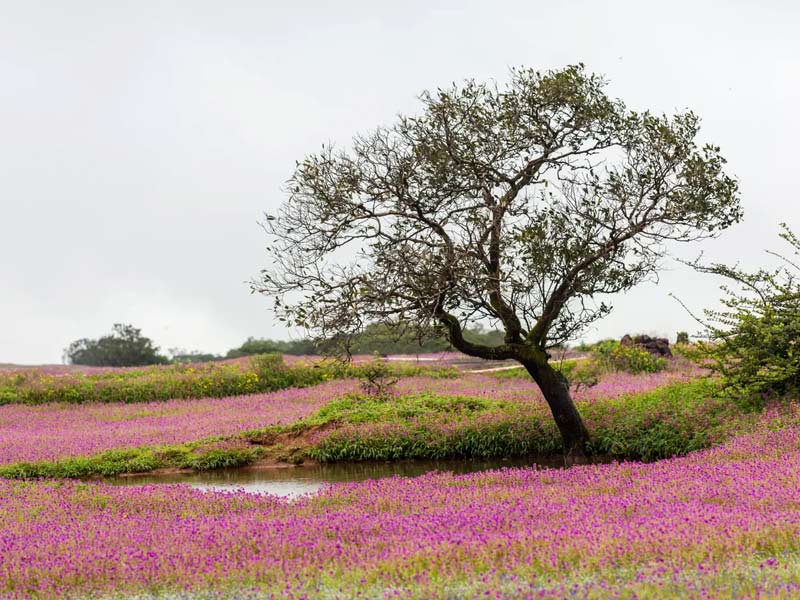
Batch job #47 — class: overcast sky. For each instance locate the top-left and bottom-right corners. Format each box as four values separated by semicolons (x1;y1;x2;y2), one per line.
1;0;798;364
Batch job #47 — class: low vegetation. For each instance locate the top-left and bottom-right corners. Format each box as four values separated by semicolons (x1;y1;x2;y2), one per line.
2;370;780;479
0;440;265;479
304;378;754;463
687;224;800;400
4;424;800;599
0;354;455;406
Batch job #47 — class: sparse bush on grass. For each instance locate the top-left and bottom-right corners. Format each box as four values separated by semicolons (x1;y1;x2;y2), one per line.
573;340;669;375
357;354;399;400
591;339;621;356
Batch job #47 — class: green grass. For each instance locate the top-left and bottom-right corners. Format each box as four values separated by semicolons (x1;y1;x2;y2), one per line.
307;378;766;463
0;442;265;479
582;378;738;459
0;354;457;406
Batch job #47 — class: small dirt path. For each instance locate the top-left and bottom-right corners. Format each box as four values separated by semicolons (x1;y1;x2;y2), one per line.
467;355;588;374
468;365;524;374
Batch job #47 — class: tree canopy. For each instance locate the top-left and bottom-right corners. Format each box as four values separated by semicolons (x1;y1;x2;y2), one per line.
63;324;168;367
256;64;741;458
226;337;318;358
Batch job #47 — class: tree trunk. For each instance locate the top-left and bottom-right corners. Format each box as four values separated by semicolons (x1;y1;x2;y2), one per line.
523;360;589;465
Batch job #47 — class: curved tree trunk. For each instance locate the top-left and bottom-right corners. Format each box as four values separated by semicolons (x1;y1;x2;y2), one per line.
522;360;589;465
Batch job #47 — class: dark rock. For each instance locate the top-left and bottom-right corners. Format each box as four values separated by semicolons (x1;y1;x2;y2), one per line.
621;334;672;357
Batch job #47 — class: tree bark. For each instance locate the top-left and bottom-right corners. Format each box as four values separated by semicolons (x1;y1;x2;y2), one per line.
522;359;589;465
437;312;589;464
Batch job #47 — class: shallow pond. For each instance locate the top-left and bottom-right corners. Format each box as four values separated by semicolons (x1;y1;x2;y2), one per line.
109;456;571;498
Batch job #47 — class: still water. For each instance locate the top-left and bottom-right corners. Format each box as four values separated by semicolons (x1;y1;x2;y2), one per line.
110;457;568;498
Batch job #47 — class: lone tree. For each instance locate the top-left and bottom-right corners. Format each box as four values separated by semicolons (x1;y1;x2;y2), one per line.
64;324;168;367
255;65;741;461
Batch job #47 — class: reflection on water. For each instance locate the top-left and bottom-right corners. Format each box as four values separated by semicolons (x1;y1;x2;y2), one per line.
109;456;570;498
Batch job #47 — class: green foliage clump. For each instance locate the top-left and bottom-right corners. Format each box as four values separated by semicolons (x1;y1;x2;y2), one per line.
586;340;667;374
689;224;800;399
568;360;603;391
604;344;668;374
589;339;621;356
226;337;318;358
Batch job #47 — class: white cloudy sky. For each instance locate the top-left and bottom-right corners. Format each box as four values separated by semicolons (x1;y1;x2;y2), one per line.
1;0;798;364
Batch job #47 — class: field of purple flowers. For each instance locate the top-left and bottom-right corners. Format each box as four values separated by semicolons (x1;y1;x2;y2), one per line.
0;380;358;465
2;355;800;597
2;420;800;598
0;367;704;469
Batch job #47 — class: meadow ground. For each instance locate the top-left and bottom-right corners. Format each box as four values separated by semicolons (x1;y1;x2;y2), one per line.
1;356;799;598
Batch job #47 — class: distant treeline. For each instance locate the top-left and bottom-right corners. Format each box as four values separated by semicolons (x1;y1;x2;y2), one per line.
64;323;508;367
224;324;508;359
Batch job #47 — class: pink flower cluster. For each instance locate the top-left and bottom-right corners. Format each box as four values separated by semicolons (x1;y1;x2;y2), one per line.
1;425;800;598
396;367;698;403
0;356;253;377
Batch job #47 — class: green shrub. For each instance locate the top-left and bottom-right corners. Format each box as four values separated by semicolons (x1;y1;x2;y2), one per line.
568;359;603;391
357;354;399;400
687;225;800;400
587;340;667;374
605;344;668;374
592;339;621;357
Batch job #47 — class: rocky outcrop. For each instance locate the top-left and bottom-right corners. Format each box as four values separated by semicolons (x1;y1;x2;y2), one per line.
620;334;672;357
